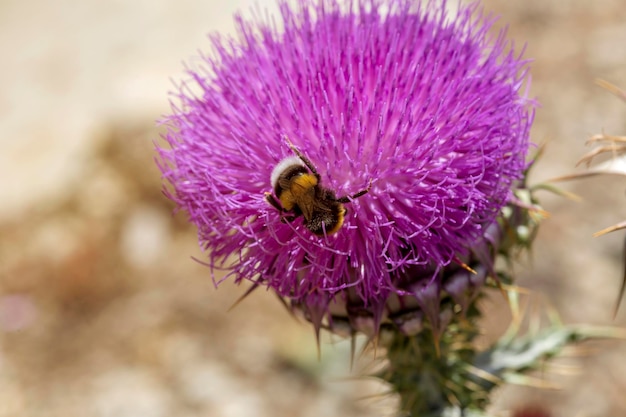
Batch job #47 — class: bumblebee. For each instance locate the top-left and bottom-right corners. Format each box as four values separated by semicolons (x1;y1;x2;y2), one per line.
265;139;371;236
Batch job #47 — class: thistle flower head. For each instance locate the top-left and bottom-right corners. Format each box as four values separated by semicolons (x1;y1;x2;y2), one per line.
157;0;534;333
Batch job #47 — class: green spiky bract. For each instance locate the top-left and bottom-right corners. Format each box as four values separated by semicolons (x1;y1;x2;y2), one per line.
378;305;486;416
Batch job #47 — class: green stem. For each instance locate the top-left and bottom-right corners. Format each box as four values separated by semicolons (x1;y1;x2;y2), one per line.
378;315;487;417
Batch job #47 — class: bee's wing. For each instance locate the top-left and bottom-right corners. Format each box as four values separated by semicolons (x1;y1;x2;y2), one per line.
299;191;318;221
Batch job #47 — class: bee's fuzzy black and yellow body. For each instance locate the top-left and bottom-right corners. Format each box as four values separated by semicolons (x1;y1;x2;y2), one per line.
265;140;370;236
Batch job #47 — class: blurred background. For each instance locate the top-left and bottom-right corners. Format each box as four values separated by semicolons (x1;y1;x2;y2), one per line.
1;0;625;416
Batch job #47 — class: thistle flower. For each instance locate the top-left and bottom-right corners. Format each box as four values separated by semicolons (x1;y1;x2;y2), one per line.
157;0;533;337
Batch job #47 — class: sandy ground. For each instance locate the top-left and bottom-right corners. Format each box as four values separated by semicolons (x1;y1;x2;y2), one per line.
1;0;626;416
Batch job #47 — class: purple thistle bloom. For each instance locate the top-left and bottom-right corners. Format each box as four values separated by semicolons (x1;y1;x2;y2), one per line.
157;0;533;334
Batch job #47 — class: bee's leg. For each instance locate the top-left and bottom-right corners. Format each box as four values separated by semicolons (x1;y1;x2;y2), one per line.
265;192;296;223
265;192;284;211
337;179;373;203
284;136;321;181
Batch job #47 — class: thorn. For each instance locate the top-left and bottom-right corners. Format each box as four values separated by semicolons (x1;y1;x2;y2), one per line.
504;373;561;390
227;279;262;312
593;220;626;237
453;257;477;274
465;364;502;385
505;285;522;325
314;327;321;361
305;298;328;361
595;78;626;101
274;292;294;316
493;276;509;306
433;332;441;358
367;333;379;359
